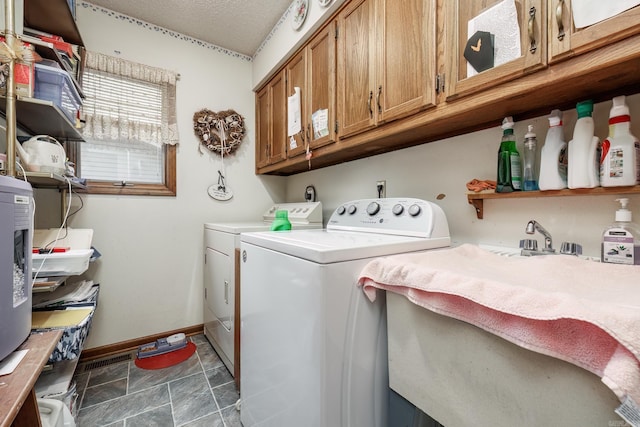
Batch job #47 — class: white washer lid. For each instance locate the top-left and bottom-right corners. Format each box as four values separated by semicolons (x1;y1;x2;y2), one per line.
241;229;450;264
205;221;322;234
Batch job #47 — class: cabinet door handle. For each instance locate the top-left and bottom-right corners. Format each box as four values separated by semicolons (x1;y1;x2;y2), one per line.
528;6;537;53
368;90;373;118
307;123;311;141
556;0;565;41
377;85;382;114
224;280;229;304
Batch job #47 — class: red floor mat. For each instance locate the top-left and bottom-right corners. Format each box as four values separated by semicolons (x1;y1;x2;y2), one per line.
134;342;197;370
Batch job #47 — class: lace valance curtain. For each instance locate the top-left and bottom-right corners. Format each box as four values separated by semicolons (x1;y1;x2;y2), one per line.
81;51;179;146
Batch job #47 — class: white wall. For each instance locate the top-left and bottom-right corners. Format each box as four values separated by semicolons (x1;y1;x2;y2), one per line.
68;3;285;349
251;0;347;88
286;94;640;258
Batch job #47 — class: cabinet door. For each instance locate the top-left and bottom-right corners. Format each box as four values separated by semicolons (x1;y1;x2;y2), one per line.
376;0;436;124
549;0;640;64
286;49;308;159
444;0;546;100
255;85;271;169
337;0;376;138
269;71;288;164
307;20;337;150
255;71;288;168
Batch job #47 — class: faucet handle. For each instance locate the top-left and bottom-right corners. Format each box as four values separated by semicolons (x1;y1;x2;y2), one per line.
519;239;538;251
560;242;582;256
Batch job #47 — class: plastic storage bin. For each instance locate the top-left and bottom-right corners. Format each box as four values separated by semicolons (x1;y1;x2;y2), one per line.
32;249;93;276
34;62;82;123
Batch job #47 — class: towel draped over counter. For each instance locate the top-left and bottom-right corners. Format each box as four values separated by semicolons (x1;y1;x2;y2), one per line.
358;244;640;415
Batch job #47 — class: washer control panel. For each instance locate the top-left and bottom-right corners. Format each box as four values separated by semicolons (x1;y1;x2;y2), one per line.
328;198;449;238
263;201;323;224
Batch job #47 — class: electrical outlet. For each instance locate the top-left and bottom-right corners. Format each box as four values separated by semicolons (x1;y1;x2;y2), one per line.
376;180;386;198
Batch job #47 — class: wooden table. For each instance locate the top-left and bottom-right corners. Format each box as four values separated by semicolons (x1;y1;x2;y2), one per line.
0;330;62;427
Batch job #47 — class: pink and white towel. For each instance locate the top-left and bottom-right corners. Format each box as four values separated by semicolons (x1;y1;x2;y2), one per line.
358;244;640;417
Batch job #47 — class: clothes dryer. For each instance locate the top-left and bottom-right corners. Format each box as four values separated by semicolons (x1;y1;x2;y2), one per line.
203;202;322;381
239;198;450;427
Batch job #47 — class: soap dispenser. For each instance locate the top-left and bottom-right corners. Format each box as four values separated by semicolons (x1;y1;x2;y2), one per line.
601;198;640;265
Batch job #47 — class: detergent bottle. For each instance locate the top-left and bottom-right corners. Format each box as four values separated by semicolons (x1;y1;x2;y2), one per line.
568;100;600;189
270;210;292;231
601;198;640;265
600;95;640;187
496;116;522;193
538;109;567;191
522;124;539;191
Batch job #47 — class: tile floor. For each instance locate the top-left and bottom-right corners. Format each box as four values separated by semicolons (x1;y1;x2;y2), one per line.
73;334;241;426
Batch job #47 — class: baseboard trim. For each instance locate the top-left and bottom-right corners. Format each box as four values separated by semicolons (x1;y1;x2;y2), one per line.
79;324;204;362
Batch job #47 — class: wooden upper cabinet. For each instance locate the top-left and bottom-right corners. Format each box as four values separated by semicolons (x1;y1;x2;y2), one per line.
549;0;640;64
307;20;337;151
443;0;546;101
255;70;287;169
337;0;436;139
286;21;338;160
286;50;308;159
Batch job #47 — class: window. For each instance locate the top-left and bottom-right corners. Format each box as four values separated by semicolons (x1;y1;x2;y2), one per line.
76;52;178;195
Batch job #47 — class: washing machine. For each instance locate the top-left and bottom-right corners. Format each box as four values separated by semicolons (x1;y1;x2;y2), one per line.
239;198;451;427
203;202;323;382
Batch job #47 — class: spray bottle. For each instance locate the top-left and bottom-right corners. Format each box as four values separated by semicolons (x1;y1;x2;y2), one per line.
522;125;539;191
601;198;640;265
538;109;568;190
496;116;522;193
568;100;600;189
600;96;640;187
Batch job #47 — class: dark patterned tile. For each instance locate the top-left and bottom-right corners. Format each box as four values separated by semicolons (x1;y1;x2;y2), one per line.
77;383;169;426
206;366;233;388
169;372;217;426
125;403;174;427
81;378;127;408
128;352;202;393
221;405;242;427
212;381;239;410
180;411;224;427
196;339;225;371
87;361;129;387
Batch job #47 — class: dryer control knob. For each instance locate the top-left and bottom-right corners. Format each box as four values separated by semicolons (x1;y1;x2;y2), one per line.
392;204;404;215
408;204;421;216
366;202;380;216
348;205;357;215
336;206;346;215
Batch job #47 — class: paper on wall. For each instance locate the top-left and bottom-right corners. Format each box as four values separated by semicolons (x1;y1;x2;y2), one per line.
571;0;640;29
288;87;302;136
467;0;521;78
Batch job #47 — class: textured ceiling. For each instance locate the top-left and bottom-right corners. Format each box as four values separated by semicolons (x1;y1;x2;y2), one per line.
85;0;293;56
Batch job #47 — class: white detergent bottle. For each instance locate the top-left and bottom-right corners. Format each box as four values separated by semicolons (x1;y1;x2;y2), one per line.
538;109;568;190
602;198;640;265
600;95;640;187
568;100;600;189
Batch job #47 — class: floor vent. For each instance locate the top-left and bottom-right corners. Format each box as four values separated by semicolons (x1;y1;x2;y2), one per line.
83;353;133;371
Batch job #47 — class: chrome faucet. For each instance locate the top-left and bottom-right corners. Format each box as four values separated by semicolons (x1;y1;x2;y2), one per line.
525;220;555;253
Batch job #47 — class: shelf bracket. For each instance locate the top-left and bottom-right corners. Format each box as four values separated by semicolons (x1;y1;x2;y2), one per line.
468;198;484;219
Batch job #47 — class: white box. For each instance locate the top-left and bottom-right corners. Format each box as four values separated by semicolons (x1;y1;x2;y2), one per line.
32;249;93;277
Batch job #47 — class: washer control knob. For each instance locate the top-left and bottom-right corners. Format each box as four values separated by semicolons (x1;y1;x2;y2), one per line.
392;204;404;216
347;205;357;215
336;206;346;215
366;202;380;216
408;204;422;216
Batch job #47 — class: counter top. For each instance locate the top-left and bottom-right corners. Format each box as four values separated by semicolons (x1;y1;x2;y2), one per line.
0;330;63;427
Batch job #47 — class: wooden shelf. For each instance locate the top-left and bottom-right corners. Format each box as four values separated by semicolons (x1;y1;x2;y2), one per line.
467;186;640;219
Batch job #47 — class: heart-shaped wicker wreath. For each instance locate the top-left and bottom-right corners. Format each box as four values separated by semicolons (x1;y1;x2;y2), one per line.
193;109;245;155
